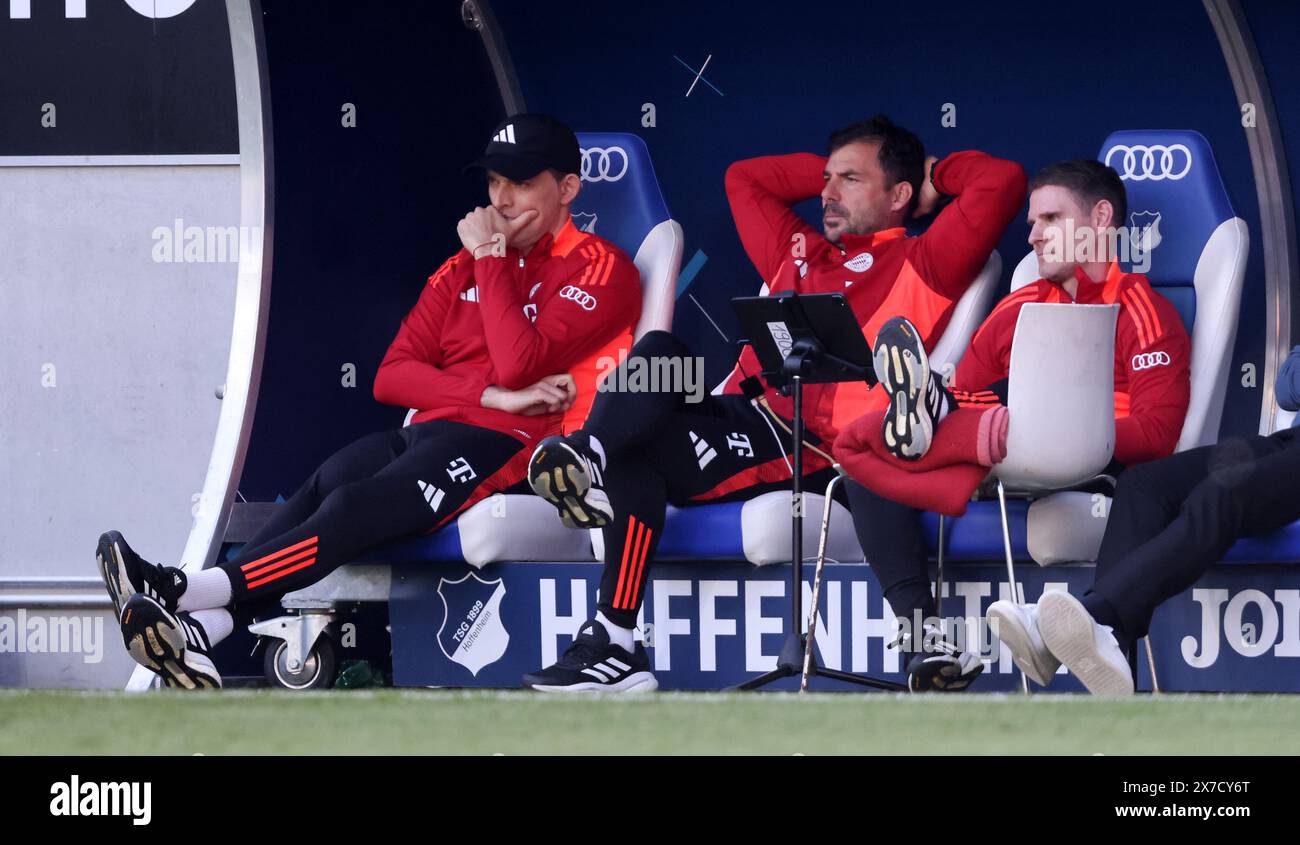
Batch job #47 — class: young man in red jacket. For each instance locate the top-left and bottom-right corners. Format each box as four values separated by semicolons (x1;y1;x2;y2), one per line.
835;159;1190;691
523;115;1025;691
95;114;641;689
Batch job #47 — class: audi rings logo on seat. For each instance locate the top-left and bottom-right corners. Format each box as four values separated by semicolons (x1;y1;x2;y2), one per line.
1104;144;1193;181
580;146;629;182
1132;351;1171;370
559;285;598;310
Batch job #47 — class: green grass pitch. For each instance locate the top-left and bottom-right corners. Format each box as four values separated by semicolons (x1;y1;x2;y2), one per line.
2;689;1297;755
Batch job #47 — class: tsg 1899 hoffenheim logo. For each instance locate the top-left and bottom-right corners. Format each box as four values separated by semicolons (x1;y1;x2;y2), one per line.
1129;210;1163;253
436;573;509;676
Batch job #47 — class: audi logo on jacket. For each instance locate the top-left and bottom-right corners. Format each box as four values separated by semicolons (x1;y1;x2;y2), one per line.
951;261;1191;466
373;218;641;439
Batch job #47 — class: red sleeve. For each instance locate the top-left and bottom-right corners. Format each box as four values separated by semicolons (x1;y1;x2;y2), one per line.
1114;283;1191;465
725;153;825;285
912;151;1027;299
373;253;488;410
952;290;1029;392
474;242;641;390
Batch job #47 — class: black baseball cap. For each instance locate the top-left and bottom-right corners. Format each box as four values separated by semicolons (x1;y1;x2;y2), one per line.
466;113;581;182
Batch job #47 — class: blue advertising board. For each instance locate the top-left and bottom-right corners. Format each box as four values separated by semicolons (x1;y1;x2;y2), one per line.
389;560;1300;693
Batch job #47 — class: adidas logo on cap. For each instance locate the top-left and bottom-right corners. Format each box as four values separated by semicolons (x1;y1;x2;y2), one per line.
493;124;516;144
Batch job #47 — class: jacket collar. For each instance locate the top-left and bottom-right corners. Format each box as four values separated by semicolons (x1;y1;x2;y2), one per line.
525;217;584;260
1050;261;1124;303
837;226;906;253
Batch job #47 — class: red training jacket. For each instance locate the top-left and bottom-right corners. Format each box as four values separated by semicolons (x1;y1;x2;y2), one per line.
720;149;1027;440
951;262;1191;465
373;218;641;441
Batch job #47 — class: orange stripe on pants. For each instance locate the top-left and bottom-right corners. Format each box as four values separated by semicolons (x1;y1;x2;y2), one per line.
625;525;654;610
612;517;642;609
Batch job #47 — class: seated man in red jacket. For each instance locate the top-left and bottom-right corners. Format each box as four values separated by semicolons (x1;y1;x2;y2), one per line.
95;114;642;688
523;115;1025;691
835;159;1190;691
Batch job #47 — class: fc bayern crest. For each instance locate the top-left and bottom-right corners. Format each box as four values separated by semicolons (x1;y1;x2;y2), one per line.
844;251;874;272
436;572;509;676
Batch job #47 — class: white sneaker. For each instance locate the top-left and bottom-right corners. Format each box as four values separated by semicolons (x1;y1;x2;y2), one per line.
987;600;1059;686
1036;590;1134;695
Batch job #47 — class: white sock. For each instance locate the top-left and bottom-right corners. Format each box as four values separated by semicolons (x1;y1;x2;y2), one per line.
595;610;634;653
189;608;234;648
178;567;233;611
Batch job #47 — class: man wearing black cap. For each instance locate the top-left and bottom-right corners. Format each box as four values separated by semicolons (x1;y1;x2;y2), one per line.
97;114;643;690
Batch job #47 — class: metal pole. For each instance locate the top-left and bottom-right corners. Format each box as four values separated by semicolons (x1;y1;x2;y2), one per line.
801;472;842;692
1144;637;1161;693
791;374;803;635
996;480;1030;695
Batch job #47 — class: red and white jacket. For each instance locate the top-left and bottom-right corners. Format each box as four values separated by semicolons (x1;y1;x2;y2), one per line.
719;149;1027;440
952;262;1190;465
373;218;641;441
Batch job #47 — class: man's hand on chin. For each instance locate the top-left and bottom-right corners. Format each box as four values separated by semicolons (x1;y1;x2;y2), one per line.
457;207;538;257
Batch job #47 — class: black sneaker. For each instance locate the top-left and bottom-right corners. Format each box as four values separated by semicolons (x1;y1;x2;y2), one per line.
96;530;187;617
901;623;984;692
522;619;657;692
873;316;949;461
528;432;613;529
120;593;222;689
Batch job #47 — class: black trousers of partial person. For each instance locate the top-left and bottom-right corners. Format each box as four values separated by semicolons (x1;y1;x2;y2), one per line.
219;420;529;616
584;330;837;629
1083;427;1300;653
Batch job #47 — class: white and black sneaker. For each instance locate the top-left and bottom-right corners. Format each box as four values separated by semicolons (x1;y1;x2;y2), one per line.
523;619;657;692
1037;590;1134;696
528;432;614;529
873;316;950;461
987;600;1060;687
96;530;187;617
900;623;984;692
120;593;222;690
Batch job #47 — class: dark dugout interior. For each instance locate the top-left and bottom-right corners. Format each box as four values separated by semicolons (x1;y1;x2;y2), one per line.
240;0;1299;502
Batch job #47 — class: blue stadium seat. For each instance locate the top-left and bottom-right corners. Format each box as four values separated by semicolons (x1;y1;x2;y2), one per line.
1011;130;1249;449
1224;520;1300;563
1101;130;1249;451
1011;130;1250;566
571;132;681;338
